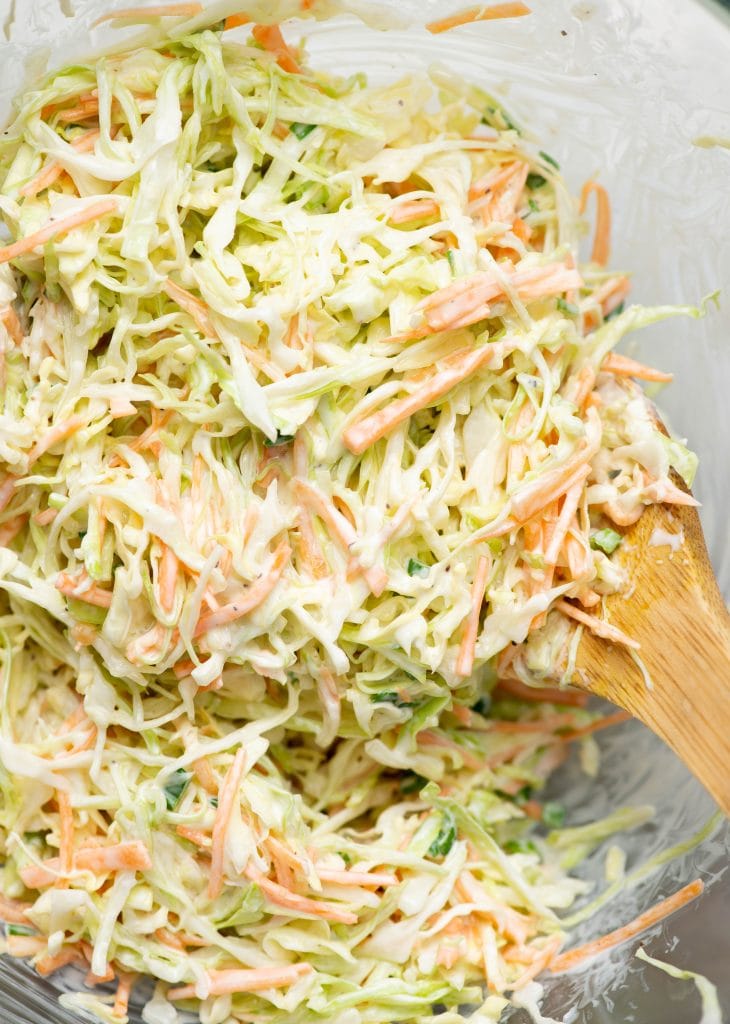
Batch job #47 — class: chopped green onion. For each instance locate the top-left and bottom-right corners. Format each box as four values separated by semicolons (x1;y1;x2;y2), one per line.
407;558;429;578
590;528;623;555
527;198;539;213
605;301;625;320
163;768;192;810
400;771;427;794
289;122;316;140
557;297;579;316
526;172;547;190
542;801;566;828
370;691;413;708
264;431;296;447
428;809;457;858
504;838;539;856
7;924;36;936
539;150;560;169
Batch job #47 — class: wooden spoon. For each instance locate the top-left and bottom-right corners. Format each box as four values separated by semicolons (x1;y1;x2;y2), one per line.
563;481;730;815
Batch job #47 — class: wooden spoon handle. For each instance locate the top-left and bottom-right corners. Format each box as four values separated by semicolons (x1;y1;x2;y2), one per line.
571;500;730;815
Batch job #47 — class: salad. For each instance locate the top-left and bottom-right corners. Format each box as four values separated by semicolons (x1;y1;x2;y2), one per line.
0;3;716;1023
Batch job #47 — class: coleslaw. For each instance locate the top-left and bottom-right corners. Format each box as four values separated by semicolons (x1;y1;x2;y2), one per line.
0;4;712;1023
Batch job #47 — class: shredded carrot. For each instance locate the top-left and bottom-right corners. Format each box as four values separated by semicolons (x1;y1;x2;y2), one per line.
0;306;23;345
56;789;74;878
195;538;291;636
642;477;699;508
0;513;27;547
601;352;672;383
158;543;178;613
0;894;32;925
27;414;87;466
389;198;441;224
20;840;152;889
418;730;483;771
0;199;117;265
193;756;219;796
36;948;87;976
513;933;563;988
343;343;505;455
579;180;611;266
295;480;387;595
556;598;640;650
208;747;247;899
559;709;631;742
92;3;203;25
295;508;330;579
244;865;358;923
251;24;302;75
163;278;217;338
544;480;584;565
112;972;135;1019
494;677;588;707
109;396;136;418
56;570;113;608
551;879;704;973
155;927;186;951
169;962;313;1001
20;130;101;198
427;3;531;34
455;554;491;677
224;13;251;30
176;824;212;849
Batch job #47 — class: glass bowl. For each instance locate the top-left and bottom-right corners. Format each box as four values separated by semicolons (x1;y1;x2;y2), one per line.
0;1;727;1022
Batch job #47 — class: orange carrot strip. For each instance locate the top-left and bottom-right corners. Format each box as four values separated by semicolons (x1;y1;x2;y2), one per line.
155;927;186;951
109;396;136;418
244;865;358;924
511;461;591;527
295;508;330;579
92;4;203;24
195;539;291;636
20;841;151;889
559;709;631;742
0;513;27;547
168;963;313;1001
556;598;640;650
551;879;704;973
513;933;563;988
27;414;87;465
494;677;587;707
20;130;101;198
208;747;247;899
56;570;113;608
579;180;611;266
176;825;212;849
317;869;399;888
487;713;578;734
0;306;23;345
57;790;74;877
544;481;585;566
158;543;178;613
224;13;251;29
389;198;441;224
418;730;483;771
252;24;302;75
0;894;32;925
193;757;219;797
163;278;217;338
295;481;387;595
343;344;503;455
427;3;531;34
113;973;135;1019
36;948;85;976
601;352;672;383
642;478;699;508
0;199;117;265
455;554;491;677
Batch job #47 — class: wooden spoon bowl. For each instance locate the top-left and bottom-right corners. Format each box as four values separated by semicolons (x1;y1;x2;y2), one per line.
565;483;730;815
